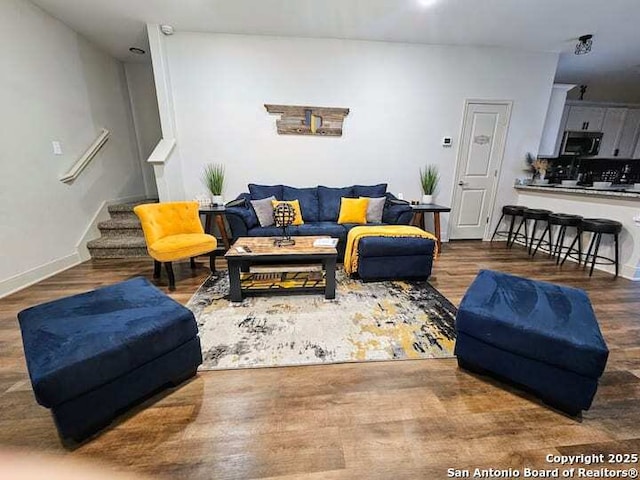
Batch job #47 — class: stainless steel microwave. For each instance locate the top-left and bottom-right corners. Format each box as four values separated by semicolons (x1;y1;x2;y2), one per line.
560;131;603;156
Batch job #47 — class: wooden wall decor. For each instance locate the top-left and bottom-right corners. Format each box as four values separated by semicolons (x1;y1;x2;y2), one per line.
264;104;349;136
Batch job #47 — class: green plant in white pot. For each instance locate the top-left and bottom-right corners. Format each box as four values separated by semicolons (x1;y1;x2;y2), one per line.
420;164;439;204
201;163;225;206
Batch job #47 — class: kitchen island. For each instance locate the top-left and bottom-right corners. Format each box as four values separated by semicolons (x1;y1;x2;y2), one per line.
514;185;640;280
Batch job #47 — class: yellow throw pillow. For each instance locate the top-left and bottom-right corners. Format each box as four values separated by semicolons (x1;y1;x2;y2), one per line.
271;199;304;226
338;197;369;224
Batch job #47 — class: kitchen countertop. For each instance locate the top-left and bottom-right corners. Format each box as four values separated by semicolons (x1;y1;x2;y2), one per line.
515;184;640;199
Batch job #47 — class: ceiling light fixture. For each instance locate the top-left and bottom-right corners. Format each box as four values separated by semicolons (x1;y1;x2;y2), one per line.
128;47;146;55
575;34;593;55
417;0;438;7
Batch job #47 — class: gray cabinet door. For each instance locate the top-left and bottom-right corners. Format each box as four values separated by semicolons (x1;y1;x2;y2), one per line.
617;109;640;158
565;106;606;131
598;108;627;157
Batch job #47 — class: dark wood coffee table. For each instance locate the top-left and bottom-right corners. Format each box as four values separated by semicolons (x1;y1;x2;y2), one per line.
224;236;338;302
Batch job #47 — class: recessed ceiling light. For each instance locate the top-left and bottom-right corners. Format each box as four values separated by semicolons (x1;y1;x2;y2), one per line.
129;47;146;55
417;0;438;7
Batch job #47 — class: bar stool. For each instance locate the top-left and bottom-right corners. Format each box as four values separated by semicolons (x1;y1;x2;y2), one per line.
582;219;622;277
490;205;527;246
512;208;552;254
562;219;622;277
533;213;583;263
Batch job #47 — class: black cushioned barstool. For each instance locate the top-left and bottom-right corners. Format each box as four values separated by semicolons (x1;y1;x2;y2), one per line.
490;205;527;246
562;218;622;277
512;208;553;254
533;213;583;263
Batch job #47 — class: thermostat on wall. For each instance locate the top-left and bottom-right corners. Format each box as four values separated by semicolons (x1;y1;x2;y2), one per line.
442;137;453;147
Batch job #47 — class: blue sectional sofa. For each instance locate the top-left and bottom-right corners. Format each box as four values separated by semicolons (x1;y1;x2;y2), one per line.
224;183;413;257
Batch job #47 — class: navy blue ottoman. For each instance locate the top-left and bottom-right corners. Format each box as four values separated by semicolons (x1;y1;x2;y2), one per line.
18;277;202;442
454;270;608;415
357;237;435;281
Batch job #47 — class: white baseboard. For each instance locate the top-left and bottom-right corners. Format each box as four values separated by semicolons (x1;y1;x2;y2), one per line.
621;263;640;281
0;253;82;299
1;193;149;299
76;200;111;262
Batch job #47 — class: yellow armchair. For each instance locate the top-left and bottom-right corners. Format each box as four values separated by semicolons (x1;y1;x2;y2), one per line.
134;201;217;290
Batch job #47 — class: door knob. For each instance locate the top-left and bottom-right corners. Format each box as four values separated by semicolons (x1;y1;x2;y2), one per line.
458;181;467;186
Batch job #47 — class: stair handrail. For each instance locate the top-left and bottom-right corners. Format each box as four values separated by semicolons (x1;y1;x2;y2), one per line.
147;137;176;164
59;128;110;184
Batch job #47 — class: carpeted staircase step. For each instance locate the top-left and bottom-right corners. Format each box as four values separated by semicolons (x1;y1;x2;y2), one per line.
86;199;158;259
97;218;144;238
87;236;149;259
108;199;158;219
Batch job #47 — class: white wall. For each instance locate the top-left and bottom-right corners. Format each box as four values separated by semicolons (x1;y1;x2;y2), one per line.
124;63;161;198
159;32;558;238
0;0;146;297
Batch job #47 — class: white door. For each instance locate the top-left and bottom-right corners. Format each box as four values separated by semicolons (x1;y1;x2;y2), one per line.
450;101;511;240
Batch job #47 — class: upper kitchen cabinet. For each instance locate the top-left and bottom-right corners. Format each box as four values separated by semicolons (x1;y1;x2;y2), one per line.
539;98;640;159
564;106;606;132
597;108;627;157
617;109;640;158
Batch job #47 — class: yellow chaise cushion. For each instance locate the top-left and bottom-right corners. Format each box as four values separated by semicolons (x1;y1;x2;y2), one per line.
338;197;369;224
271;200;304;225
133;201;217;262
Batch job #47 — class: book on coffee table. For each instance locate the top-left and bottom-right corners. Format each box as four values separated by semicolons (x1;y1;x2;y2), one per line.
313;238;338;248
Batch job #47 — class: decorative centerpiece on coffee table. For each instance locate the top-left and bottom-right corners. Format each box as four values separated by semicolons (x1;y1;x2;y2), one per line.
273;203;296;246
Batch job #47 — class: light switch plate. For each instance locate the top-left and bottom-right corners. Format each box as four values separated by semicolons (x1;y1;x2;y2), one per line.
442;137;453;147
52;141;62;155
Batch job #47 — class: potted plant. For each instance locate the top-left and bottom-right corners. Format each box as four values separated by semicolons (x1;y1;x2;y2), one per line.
524;153;550;184
201;163;225;205
420;164;439;204
532;158;550;184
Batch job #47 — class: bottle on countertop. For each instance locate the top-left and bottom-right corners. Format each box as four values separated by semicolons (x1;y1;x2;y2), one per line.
583;170;593;185
620;164;631;184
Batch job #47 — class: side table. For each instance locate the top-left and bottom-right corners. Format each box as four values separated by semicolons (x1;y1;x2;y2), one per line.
410;203;451;255
199;205;231;250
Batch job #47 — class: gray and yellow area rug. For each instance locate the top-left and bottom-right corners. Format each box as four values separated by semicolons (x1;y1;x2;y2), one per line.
187;271;457;370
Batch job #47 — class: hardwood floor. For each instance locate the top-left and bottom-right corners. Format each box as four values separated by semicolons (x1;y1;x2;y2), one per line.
0;241;639;479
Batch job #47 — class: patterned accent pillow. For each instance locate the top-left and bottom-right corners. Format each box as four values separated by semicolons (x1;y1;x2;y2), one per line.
361;196;386;223
250;196;276;227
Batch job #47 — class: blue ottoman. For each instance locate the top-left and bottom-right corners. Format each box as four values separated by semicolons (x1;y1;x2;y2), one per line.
357;236;435;281
18;277;202;442
454;270;608;415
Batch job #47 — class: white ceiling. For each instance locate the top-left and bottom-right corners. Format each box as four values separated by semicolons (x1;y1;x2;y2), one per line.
30;0;640;85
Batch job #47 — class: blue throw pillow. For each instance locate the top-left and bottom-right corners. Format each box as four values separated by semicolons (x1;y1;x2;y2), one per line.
283;186;320;223
248;184;284;200
318;186;355;222
352;183;387;197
